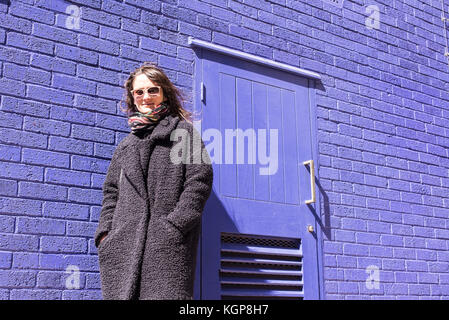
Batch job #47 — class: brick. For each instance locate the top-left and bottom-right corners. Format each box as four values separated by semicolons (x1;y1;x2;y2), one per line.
0;161;43;181
178;21;211;41
100;25;139;47
52;74;96;95
12;252;39;269
0;12;32;33
43;202;89;221
50;105;96;126
0;179;18;197
98;54;140;73
10;289;61;300
68;187;103;205
0;110;23;129
40;236;87;253
23;116;70;137
17;217;65;235
140;38;177;57
45;168;91;187
27;85;74;106
77;64;120;85
0;252;12;269
0;270;36;288
343;243;369;256
55;44;98;65
6;32;54;55
3;63;51;86
36;271;65;289
0;77;26;97
0;234;39;251
31;53;76;75
49;136;93;156
18;182;67;201
94;143;115;159
66;221;98;237
79;34;120;55
63;290;102;300
71;124;115;144
22;148;69;168
102;0;140;19
141;11;177;31
32;23;77;45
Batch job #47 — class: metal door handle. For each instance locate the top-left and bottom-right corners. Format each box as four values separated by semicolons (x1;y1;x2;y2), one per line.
303;160;315;204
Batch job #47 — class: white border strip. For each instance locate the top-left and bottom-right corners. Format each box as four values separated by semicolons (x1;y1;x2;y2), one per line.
188;37;321;80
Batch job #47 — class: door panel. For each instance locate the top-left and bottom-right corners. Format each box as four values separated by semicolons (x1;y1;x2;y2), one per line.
199;49;319;299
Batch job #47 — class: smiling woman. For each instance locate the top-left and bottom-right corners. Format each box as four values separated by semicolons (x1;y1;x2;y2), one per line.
94;62;214;300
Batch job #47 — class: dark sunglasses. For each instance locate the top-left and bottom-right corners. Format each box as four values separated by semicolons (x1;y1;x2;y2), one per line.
131;86;161;97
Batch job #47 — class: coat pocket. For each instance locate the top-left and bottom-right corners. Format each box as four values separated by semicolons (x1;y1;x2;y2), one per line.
161;217;186;245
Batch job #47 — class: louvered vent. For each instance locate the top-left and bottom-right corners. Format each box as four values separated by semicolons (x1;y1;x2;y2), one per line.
220;232;303;300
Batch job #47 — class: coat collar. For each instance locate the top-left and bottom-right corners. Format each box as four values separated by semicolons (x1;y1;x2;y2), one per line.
116;114;181;200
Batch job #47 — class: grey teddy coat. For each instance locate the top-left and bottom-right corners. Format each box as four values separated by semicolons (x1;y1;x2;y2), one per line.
94;114;213;300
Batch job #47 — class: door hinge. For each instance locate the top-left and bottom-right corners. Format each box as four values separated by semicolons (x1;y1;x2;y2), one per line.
200;82;205;103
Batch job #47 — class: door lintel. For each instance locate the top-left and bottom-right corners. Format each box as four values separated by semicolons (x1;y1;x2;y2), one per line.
188;37;321;81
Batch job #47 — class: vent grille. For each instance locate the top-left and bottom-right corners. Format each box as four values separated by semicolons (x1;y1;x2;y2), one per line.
220;232;303;300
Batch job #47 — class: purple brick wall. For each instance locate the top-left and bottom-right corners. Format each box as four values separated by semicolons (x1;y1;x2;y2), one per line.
0;0;448;300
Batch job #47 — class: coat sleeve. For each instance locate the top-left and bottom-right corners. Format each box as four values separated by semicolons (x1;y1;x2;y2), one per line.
165;124;213;236
94;149;121;247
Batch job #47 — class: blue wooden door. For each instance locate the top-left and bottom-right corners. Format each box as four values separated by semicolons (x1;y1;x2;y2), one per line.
198;50;320;300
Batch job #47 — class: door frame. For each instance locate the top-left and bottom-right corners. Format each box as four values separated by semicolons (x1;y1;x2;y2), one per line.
189;37;325;300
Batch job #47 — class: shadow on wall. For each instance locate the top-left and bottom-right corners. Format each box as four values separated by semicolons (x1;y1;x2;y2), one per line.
195;188;238;300
314;80;332;241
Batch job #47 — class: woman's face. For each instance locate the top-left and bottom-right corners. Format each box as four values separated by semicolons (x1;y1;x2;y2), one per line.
132;73;165;113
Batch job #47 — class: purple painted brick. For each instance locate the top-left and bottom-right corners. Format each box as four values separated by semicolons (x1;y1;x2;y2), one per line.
55;44;98;65
12;252;39;269
71;124;115;144
0;179;18;197
0;161;43;181
77;64;119;86
40;236;87;254
68;187;103;205
100;25;139;47
50;105;96;126
0;252;12;269
45;168;91;187
49;136;93;156
52;74;97;95
0;271;36;288
31;53;76;75
79;34;119;55
22;148;69;168
18;182;67;201
66;221;98;237
27;84;74;106
4;63;51;86
43;202;89;221
0;12;32;34
7;32;54;54
0;234;39;251
24;116;70;136
17;217;65;235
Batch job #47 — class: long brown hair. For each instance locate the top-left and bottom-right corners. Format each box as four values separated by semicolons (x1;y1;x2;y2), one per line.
122;62;191;122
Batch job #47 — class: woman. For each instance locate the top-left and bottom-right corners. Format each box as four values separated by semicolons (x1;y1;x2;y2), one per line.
94;63;213;300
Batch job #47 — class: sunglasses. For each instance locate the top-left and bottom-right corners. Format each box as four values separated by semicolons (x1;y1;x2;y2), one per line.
131;86;161;98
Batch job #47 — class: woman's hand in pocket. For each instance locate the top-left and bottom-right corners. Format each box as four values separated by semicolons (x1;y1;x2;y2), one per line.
99;232;108;246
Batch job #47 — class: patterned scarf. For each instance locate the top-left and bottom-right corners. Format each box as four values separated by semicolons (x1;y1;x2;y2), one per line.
128;102;170;133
